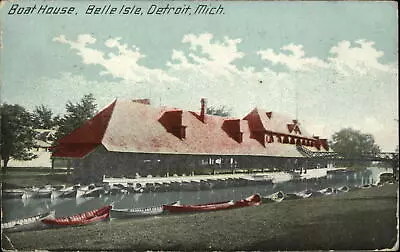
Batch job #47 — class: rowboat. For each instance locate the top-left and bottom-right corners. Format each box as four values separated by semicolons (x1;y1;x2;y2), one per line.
162;194;261;213
262;190;310;203
297;189;322;198
41;205;112;226
262;191;285;203
51;184;81;199
111;201;180;218
76;184;105;198
22;185;55;199
319;187;337;195
105;184;128;195
2;211;55;233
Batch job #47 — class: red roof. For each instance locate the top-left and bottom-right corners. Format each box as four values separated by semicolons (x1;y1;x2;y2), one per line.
52;99;329;158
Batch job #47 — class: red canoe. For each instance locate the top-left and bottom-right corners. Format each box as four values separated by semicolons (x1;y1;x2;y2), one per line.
41;205;112;226
162;194;261;213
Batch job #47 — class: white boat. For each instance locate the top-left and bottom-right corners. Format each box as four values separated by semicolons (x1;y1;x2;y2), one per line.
297;189;323;198
105;184;128;195
22;186;54;199
318;187;337;195
1;210;55;233
51;184;80;199
2;189;25;199
76;184;105;198
111;201;180;219
262;191;285;203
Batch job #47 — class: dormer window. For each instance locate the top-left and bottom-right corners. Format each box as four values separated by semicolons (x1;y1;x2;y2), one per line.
158;110;186;139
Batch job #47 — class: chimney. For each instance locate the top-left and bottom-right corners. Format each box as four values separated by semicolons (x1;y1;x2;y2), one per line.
200;98;207;123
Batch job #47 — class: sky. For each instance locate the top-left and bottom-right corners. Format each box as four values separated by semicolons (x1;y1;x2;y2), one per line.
0;1;398;151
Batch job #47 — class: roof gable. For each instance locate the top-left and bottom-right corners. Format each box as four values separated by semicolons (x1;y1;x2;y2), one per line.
58;100;116;144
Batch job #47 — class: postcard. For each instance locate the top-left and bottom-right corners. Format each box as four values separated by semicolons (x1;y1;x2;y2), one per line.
1;0;398;251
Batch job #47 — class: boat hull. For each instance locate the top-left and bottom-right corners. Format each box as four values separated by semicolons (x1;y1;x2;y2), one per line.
41;205;112;227
111;207;163;218
2;211;55;233
163;194;261;213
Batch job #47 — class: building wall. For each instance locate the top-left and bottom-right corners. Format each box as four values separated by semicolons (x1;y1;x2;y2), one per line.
68;146;330;183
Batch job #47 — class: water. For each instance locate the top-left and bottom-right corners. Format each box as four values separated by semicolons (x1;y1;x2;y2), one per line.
1;167;392;222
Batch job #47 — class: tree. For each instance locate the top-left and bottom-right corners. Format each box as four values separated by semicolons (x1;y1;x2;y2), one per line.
55;94;97;141
330;128;380;162
32;105;56;129
207;105;232;117
1;104;37;170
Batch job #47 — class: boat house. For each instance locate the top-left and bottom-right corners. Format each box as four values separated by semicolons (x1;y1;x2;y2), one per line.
52;99;332;183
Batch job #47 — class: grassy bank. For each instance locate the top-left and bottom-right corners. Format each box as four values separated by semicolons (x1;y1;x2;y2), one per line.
1;167;71;188
2;183;398;251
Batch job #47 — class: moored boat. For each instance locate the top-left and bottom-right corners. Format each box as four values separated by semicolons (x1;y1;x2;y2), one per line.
2;189;25;199
41;205;112;226
162;194;261;213
22;186;54;199
2;210;55;233
51;184;80;199
76;184;105;198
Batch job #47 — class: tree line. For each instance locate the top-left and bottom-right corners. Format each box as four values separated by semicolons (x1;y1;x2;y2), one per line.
1;94;388;170
1;94;97;169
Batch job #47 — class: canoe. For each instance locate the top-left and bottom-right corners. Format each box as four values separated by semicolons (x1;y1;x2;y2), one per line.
111;201;180;218
2;210;55;233
162;194;261;213
41;205;112;226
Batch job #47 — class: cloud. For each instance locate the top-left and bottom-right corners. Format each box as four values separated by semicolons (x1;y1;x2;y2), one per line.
182;33;245;66
52;33;398;151
257;43;329;71
53;34;176;83
328;40;394;75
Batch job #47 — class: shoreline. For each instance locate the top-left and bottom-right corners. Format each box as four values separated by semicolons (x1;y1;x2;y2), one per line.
2;183;398;251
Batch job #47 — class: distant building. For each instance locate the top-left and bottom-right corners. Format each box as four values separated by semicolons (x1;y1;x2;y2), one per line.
5;129;56;168
52;99;331;183
33;129;56;151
